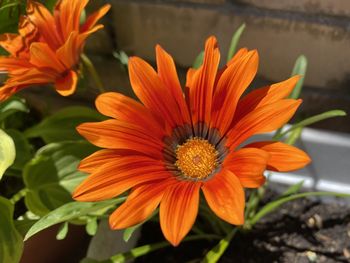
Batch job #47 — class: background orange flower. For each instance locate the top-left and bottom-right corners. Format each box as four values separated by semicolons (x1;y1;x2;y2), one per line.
0;0;110;101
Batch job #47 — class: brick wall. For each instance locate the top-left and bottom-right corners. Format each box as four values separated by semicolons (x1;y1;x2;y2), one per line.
85;0;350;132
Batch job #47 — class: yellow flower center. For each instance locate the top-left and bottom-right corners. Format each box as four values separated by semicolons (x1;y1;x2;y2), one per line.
175;137;218;180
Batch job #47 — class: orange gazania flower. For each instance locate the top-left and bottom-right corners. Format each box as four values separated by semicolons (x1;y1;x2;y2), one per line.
0;0;110;101
73;36;311;246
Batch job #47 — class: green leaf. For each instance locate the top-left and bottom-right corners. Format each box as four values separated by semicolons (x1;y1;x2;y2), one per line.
192;51;204;69
0;0;24;34
202;229;237;263
0;129;16;180
281;181;304;197
5;129;33;170
0;97;29;122
227;23;246;62
25;198;125;241
56;222;69;240
23;141;97;215
24;106;105;143
276;110;347;140
289;55;307;99
86;217;98;236
0;197;23;263
42;0;57;11
250;192;350;226
123;224;142;243
14;219;37;237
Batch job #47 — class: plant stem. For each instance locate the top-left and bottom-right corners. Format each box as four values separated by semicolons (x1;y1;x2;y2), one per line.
80;53;105;94
10;188;28;204
202;228;238;263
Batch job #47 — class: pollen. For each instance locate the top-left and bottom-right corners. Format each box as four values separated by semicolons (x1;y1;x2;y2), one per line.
175;137;218;180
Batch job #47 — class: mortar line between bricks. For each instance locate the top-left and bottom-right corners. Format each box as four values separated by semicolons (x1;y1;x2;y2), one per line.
115;0;350;29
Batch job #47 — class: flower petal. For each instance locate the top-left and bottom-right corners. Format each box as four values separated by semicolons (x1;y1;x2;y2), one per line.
227;48;249;66
128;56;184;130
245;141;311;172
211;50;258;134
223;148;269;188
0;68;55;101
160;181;200;246
76;123;163;159
233;76;300;123
55;70;78;96
202;169;245;225
77;119;164;159
73;156;170;201
56;31;80;69
27;0;62;48
78;149;121;173
189;36;220;129
81;4;111;32
227;99;302;149
156;45;191;124
95;92;165;137
30;42;65;72
54;0;89;39
109;179;176;229
0;57;31;72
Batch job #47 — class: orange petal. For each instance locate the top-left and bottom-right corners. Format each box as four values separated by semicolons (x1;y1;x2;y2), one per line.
30;42;65;72
202;169;245;225
0;57;32;72
0;34;23;57
223;148;269;188
79;149;121;173
109;179;176;229
73;156;170;201
211;50;258;134
234;76;300;123
76;25;104;52
227;48;249;66
95;92;165;137
0;68;55;101
185;68;197;88
227;99;302;150
27;0;62;48
245;141;311;172
128;56;184;129
0;15;40;58
160;181;201;246
56;31;80;69
54;0;89;39
55;70;78;96
81;4;111;32
156;45;191;124
189;36;220;127
77;119;164;159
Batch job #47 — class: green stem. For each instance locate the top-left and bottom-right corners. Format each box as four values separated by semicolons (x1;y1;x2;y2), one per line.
284;127;303;145
10;188;28;204
80;53;105;94
202;228;238;263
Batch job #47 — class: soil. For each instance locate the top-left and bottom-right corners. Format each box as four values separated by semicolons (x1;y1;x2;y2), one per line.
136;190;350;263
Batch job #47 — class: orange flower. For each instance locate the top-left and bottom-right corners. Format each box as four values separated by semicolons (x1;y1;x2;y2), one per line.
0;0;110;101
73;36;311;246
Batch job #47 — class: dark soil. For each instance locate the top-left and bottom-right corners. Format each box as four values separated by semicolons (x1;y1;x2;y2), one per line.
136;190;350;263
